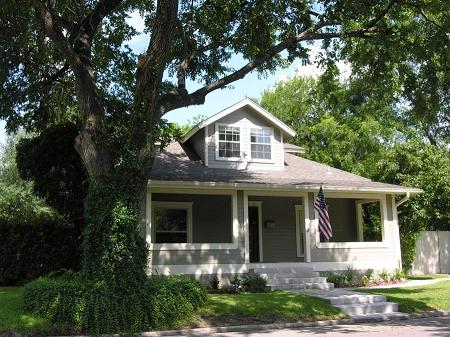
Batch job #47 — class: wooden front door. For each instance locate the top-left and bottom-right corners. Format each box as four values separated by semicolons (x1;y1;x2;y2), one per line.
249;205;260;263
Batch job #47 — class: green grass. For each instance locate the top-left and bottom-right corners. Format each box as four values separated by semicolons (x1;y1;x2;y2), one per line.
0;287;70;335
406;274;449;280
359;280;450;313
196;291;346;327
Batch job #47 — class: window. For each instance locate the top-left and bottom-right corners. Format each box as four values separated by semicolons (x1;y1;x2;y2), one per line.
152;202;192;243
250;128;272;160
218;125;241;158
318;197;383;243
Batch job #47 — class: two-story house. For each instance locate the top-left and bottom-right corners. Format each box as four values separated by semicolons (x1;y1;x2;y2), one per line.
146;98;421;286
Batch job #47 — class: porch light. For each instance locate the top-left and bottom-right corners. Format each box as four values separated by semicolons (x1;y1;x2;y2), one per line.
265;220;276;228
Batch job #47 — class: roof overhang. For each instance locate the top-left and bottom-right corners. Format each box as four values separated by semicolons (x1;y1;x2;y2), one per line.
181;98;296;143
148;179;424;195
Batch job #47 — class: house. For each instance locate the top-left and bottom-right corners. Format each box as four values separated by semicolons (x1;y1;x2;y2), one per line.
146;98;421;283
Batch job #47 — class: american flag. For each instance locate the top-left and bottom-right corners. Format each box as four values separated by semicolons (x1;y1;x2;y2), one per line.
314;186;332;240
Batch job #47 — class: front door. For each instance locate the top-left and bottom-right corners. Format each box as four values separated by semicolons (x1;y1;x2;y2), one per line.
249;205;260;263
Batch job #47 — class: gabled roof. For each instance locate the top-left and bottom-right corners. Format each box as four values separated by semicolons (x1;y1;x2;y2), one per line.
181;98;296;143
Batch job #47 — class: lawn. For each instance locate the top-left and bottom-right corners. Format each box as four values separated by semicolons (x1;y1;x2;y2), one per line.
0;287;70;335
195;291;346;327
359;279;450;313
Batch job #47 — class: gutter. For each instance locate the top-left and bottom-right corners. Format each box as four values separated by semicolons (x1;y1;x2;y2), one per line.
395;191;411;208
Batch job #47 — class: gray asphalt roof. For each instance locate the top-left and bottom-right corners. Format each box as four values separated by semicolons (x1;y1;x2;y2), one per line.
150;142;422;193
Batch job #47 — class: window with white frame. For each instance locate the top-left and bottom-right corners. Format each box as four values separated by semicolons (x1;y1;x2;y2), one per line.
250;128;272;160
218;125;241;158
152;202;192;243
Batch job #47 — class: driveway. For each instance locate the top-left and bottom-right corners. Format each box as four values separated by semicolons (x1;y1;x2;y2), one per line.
159;316;450;337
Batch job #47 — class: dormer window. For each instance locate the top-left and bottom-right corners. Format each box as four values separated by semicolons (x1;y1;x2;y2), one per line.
217;124;241;159
250;128;272;160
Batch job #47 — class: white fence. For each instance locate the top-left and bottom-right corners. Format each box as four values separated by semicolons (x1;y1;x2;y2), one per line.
411;231;449;274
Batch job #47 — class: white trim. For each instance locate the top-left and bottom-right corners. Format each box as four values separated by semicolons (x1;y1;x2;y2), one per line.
248;126;274;163
315;193;389;249
204;124;209;166
391;196;402;268
304;193;311;262
249;201;263;262
182;98;296;143
146;188;239;251
148;180;422;194
244;192;250;264
280;131;285;170
215;123;242;161
295;205;305;258
149;259;400;276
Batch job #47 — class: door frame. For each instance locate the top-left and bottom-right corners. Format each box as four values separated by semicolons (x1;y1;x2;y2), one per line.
248;201;263;262
244;191;311;264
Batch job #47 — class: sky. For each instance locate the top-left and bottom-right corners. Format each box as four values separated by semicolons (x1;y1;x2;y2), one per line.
0;11;349;145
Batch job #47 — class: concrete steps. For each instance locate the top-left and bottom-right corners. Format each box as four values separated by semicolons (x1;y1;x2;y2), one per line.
335;301;399;316
252;267;331;291
293;288;403;318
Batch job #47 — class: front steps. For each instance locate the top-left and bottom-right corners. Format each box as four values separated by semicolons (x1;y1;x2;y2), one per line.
251;266;334;291
252;267;404;318
294;288;405;318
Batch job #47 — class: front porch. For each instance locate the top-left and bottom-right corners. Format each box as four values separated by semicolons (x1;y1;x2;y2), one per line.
146;185;400;279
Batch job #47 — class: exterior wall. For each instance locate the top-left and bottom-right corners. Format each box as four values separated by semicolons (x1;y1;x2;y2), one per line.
147;187;403;276
205;107;284;170
411;231;450;274
326;198;358;242
152;193;232;243
189;128;205;162
248;195;304;262
309;193;400;271
148;189;245;271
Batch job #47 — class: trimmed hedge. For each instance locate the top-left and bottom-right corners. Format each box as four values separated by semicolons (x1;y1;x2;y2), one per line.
0;220;81;285
24;273;208;334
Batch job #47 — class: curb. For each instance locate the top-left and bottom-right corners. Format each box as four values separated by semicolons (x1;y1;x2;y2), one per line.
135;311;449;336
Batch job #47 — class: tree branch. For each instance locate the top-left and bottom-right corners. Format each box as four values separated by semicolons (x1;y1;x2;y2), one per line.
70;0;125;44
367;0;399;28
31;0;80;66
158;23;390;116
41;63;70;88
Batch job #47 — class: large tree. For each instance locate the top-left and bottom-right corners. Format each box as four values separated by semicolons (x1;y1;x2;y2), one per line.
0;0;448;331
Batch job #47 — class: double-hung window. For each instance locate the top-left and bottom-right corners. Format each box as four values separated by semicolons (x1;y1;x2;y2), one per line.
218;125;241;159
152;202;192;243
250;128;272;160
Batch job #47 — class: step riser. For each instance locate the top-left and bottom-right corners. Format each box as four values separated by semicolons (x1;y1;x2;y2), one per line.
252;267;315;274
336;302;398;316
259;272;320;279
271;282;334;291
329;295;386;305
266;277;327;285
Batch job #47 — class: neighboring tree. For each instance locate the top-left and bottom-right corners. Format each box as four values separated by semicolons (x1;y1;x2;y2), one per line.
0;0;447;332
16;123;87;226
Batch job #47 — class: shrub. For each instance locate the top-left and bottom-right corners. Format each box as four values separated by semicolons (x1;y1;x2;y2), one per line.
0;218;81;286
209;275;220;291
323;272;346;288
24;273;208;334
241;274;267;293
393;268;406;281
379;269;391;283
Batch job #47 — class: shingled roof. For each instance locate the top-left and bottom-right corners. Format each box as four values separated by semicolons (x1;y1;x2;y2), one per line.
149;142;422;194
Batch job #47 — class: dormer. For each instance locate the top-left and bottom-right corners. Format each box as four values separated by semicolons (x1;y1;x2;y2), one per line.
181;98;296;171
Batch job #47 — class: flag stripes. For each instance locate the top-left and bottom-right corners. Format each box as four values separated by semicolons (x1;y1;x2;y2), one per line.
314;186;333;240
